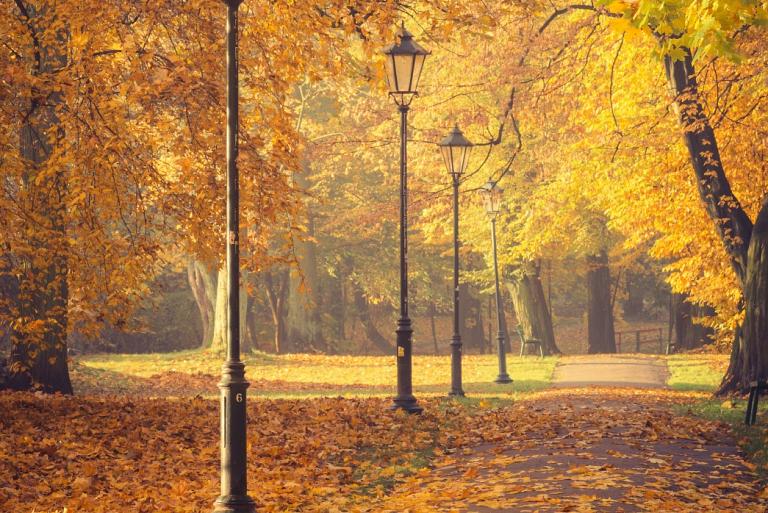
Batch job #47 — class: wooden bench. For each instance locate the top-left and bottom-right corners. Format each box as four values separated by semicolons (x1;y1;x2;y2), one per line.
745;380;767;426
516;326;544;358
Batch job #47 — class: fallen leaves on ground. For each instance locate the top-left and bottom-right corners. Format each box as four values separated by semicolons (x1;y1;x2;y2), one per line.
1;388;766;512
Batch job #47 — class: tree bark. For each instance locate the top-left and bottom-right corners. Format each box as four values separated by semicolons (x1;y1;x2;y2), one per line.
663;50;768;394
586;251;616;354
506;261;560;355
429;302;439;355
264;270;288;354
739;200;768;386
209;267;227;352
286;213;325;352
459;283;486;352
671;293;714;352
188;260;217;348
206;265;250;353
6;1;72;394
351;281;393;355
622;272;645;319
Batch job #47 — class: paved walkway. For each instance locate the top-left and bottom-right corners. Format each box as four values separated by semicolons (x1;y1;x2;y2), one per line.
376;388;766;512
553;354;668;389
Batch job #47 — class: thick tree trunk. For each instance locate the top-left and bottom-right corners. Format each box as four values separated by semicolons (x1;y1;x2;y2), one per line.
663;50;766;394
6;2;72;394
506;261;560;355
586;251;616;354
671;293;714;352
738;201;768;387
351;281;393;355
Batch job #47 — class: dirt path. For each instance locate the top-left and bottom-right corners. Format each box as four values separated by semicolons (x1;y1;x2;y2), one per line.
553;354;669;389
373;389;766;513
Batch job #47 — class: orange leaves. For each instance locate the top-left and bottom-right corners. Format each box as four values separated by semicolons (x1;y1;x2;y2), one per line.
2;386;768;512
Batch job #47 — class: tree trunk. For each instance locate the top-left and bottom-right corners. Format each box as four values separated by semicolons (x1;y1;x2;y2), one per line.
622;272;645;319
506;261;560;355
663;50;767;394
739;201;768;387
459;284;486;353
671;293;714;352
286;155;325;353
429;302;439;355
6;2;72;394
206;265;250;353
351;281;393;355
586;251;616;354
264;270;288;354
209;267;227;352
188;260;217;348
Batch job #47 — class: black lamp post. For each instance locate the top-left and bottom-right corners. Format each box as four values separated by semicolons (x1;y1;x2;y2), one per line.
382;24;429;413
480;181;512;384
438;126;473;397
214;1;256;512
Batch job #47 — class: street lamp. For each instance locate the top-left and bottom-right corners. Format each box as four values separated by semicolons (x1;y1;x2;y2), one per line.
438;125;473;397
214;1;256;512
382;24;429;413
479;181;512;384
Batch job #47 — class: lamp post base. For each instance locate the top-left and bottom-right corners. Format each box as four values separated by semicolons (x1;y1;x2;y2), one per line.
213;495;257;513
393;319;422;414
494;374;513;384
391;397;424;414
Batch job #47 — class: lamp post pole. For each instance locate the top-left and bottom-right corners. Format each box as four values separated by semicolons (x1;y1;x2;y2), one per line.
438;125;472;396
214;1;256;512
449;175;465;396
383;25;428;414
392;102;421;413
490;214;512;384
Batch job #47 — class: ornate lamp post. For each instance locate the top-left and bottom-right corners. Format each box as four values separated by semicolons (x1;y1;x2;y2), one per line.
480;181;512;384
438;126;473;397
213;1;256;512
382;24;429;413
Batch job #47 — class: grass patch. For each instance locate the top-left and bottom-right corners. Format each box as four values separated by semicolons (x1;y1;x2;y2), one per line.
75;351;557;399
666;353;729;392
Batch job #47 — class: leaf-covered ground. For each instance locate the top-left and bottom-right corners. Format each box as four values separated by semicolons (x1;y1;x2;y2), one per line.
3;386;767;512
71;352;558;398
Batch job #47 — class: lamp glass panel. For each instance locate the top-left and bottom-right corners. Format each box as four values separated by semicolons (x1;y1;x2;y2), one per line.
394;54;415;93
411;54;426;92
483;192;494;213
459;146;471;175
440;145;453;175
384;55;398;92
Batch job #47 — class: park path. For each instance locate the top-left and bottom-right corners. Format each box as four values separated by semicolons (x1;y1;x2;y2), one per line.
552;354;669;389
371;357;766;512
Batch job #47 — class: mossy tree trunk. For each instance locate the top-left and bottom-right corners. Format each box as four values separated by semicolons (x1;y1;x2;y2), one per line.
506;261;560;355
